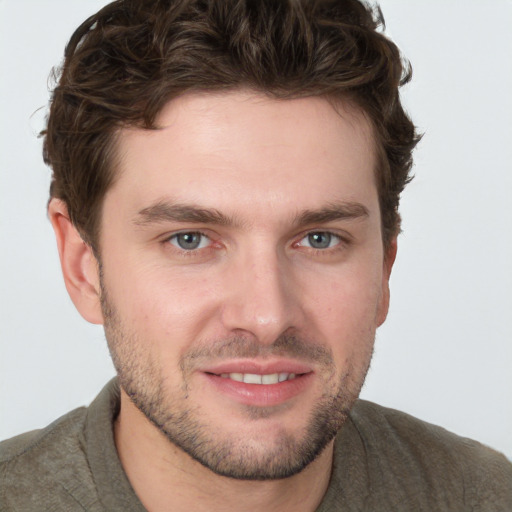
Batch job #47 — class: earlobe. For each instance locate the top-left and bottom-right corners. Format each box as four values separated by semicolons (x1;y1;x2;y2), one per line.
48;199;104;325
376;237;398;327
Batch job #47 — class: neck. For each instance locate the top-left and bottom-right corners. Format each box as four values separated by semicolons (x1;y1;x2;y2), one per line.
114;390;334;512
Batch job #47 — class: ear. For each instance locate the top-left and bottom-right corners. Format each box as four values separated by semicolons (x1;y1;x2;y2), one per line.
376;237;398;327
48;199;104;325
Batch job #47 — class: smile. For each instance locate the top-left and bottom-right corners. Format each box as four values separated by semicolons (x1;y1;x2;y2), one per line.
202;368;313;407
218;372;297;384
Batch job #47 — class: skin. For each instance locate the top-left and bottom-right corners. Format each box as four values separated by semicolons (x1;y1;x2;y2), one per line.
49;90;396;512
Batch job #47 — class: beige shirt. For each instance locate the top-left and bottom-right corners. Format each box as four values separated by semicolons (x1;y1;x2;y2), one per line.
1;379;511;511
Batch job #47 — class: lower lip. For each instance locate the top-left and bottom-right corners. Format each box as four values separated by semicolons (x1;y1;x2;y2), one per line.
202;372;314;407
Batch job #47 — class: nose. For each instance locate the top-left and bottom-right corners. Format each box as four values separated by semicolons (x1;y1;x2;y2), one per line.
220;245;302;345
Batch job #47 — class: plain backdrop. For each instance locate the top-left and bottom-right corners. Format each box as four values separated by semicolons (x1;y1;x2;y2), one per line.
1;0;511;458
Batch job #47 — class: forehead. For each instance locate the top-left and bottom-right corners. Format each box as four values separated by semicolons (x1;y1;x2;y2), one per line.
108;91;378;222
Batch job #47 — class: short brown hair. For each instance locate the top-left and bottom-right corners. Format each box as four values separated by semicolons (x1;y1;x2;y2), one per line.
43;0;420;251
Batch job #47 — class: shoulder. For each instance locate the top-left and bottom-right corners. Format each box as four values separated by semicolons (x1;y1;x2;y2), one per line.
347;400;512;509
0;407;100;511
350;399;510;466
0;407;84;460
0;406;87;465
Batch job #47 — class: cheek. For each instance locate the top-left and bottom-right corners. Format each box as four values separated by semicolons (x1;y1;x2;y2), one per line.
300;263;383;357
104;262;225;346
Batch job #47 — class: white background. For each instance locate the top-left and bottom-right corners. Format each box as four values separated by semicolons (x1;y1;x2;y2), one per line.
1;1;511;458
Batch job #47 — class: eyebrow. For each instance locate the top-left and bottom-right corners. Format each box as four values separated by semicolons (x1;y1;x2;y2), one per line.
134;199;369;228
134;201;238;227
294;201;369;226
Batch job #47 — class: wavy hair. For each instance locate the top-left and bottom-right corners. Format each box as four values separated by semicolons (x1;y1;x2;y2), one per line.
43;0;420;250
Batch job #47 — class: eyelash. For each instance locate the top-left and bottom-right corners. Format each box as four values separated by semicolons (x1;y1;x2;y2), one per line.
295;232;342;250
165;231;215;255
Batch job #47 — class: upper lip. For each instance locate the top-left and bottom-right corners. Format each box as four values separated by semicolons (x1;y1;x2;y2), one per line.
200;359;314;376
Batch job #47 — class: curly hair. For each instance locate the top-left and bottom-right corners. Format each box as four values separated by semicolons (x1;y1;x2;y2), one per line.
43;0;420;251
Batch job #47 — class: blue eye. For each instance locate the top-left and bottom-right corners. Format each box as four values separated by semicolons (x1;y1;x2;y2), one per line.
169;232;210;250
300;232;340;249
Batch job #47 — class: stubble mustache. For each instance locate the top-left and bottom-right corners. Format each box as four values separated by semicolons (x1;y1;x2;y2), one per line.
179;332;336;377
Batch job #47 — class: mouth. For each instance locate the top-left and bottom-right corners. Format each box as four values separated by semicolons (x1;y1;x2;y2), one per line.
200;362;314;407
212;371;301;384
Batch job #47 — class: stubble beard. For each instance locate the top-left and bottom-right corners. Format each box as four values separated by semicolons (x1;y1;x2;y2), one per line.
100;284;374;481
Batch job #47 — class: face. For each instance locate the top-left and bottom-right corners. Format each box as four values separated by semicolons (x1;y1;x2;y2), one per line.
97;91;393;480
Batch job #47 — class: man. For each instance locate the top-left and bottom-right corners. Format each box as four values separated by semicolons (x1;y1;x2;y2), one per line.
1;0;511;510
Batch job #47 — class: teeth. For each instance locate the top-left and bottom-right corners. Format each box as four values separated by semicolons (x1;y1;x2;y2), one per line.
244;373;262;384
262;374;279;384
218;372;297;384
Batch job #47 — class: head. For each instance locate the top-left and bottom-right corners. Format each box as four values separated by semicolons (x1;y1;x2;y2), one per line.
46;0;419;481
